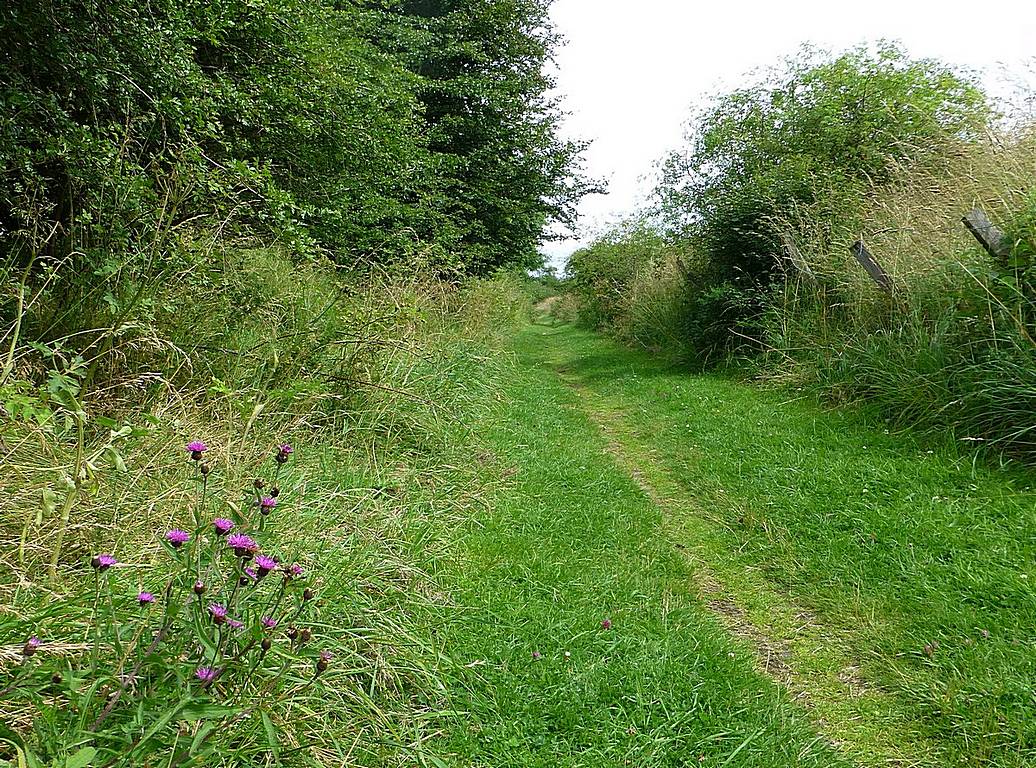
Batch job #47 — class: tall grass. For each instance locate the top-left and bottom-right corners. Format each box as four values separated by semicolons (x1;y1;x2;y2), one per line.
764;127;1036;459
1;235;532;763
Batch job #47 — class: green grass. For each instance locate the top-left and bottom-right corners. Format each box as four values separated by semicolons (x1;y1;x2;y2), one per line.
422;323;845;767
489;318;1036;767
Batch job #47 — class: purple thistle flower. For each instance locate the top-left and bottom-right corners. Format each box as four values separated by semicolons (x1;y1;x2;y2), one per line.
23;637;41;657
255;554;277;577
258;496;277;516
275;443;293;464
227;533;257;557
243;566;258;582
227;618;245;630
600;618;612;630
186;441;208;461
261;617;278;630
91;554;117;571
208;603;228;625
281;562;303;580
532;650;542;661
165;529;190;548
213;518;234;536
195;666;217;683
137;592;156;606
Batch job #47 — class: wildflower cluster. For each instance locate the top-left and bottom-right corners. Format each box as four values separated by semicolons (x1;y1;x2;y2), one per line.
4;441;332;762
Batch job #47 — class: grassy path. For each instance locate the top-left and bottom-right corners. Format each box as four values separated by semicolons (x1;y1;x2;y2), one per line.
429;318;1036;767
428;323;843;767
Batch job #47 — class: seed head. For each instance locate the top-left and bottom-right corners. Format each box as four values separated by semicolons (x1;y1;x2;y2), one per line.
303;588;315;602
270;486;280;498
300;628;312;642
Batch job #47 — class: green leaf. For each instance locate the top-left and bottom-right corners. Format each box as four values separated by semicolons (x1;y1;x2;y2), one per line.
261;711;280;761
179;703;239;722
62;746;97;768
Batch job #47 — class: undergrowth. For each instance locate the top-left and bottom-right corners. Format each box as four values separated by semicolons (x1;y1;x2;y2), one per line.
0;240;533;765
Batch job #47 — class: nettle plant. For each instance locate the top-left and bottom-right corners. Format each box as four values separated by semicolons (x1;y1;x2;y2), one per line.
1;442;330;766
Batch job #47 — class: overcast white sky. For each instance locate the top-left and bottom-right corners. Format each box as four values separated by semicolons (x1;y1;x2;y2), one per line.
542;0;1036;270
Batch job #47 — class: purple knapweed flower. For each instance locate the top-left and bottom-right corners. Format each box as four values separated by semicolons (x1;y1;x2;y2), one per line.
243;567;258;582
91;554;117;572
227;533;257;557
227;618;244;631
186;441;208;461
600;618;612;630
261;617;278;630
531;650;542;661
195;666;217;683
23;637;41;657
255;554;277;577
165;529;190;548
281;562;303;580
258;496;277;516
213;518;234;536
137;592;156;606
208;603;228;625
275;444;293;464
315;649;332;675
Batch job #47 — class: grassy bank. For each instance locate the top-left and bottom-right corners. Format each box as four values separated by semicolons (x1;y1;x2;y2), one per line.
0;258;531;765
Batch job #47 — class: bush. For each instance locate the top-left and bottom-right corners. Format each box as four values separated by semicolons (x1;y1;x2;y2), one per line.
652;42;989;353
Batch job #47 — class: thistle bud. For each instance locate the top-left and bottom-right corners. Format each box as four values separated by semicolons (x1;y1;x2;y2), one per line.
286;627;299;641
300;628;312;642
303;588;314;602
193;581;206;595
261;637;272;652
254;479;265;490
270;486;280;498
22;637;41;657
200;463;211;476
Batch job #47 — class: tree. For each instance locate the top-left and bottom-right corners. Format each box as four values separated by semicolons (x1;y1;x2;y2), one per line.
383;0;593;274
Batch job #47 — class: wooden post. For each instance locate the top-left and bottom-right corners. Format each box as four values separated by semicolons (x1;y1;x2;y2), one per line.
850;240;892;292
962;208;1010;260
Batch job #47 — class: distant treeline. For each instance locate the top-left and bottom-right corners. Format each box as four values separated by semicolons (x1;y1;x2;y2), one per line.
566;44;1036;461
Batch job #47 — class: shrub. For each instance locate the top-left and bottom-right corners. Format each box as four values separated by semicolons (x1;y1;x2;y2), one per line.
652;42;989;354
